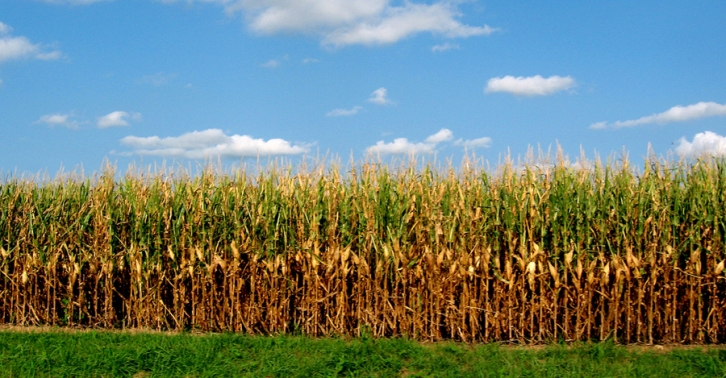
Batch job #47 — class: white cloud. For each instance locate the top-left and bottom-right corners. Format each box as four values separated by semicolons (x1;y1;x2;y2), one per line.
261;59;280;68
431;42;459;52
240;0;387;33
0;23;63;63
121;128;310;159
97;111;142;128
367;128;462;156
326;106;362;117
137;72;177;87
456;137;492;149
485;75;576;96
676;131;726;158
34;113;80;129
163;0;496;47
36;0;111;4
424;128;453;144
302;57;320;64
35;51;64;60
0;22;12;35
35;111;141;129
0;36;40;62
367;128;492;155
368;87;392;105
366;137;436;155
591;102;726;129
321;3;496;47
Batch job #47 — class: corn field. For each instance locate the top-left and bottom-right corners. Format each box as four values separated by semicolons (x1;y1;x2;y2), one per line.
2;155;726;344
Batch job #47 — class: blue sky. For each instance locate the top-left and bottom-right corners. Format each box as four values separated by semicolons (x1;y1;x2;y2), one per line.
2;0;725;174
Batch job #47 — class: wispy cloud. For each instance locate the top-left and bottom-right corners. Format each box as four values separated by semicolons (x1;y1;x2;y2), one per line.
368;87;392;105
261;59;280;68
162;0;497;48
455;137;492;149
0;22;63;62
676;131;726;158
302;58;320;64
35;0;111;4
261;55;290;69
326;106;362;117
35;51;63;60
366;128;491;156
34;111;141;129
431;42;459;52
121;129;311;159
97;111;142;128
485;75;575;96
0;22;12;35
137;72;177;87
588;122;608;130
34;113;81;129
591;102;726;129
327;88;391;116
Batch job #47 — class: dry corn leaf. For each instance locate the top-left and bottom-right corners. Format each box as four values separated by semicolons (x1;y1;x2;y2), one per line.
715;260;725;276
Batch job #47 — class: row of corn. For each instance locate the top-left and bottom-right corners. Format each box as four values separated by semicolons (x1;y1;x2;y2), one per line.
1;156;725;343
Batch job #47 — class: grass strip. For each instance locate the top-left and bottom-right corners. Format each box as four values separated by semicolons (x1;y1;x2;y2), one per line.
1;329;725;377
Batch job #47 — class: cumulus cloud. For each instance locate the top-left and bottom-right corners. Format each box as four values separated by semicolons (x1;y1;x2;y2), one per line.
321;3;496;47
486;75;575;96
431;42;459;52
367;138;436;155
229;0;387;33
368;87;392;105
366;128;491;156
424;128;453;144
137;72;177;87
163;0;496;47
34;113;80;129
121;128;310;159
0;36;40;62
97;111;142;128
326;106;362;117
591;102;726;129
675;131;726;158
0;22;63;63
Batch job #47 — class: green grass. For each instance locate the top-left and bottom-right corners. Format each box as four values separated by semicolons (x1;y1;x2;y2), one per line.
1;329;725;377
